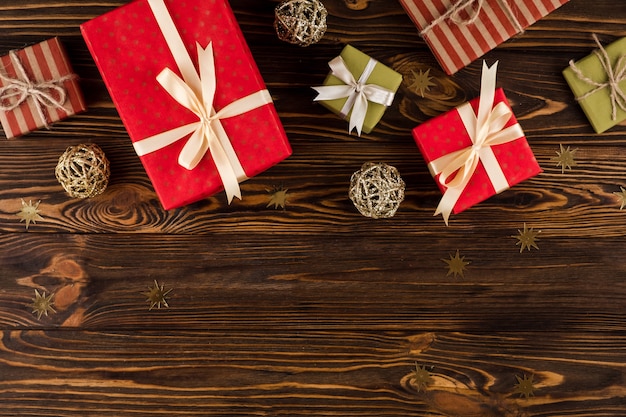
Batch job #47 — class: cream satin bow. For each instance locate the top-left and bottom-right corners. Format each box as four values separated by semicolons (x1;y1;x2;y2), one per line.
312;55;395;136
428;61;524;225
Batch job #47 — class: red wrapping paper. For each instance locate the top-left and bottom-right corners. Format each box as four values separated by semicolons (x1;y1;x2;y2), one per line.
412;88;542;214
0;37;86;139
399;0;569;75
81;0;291;209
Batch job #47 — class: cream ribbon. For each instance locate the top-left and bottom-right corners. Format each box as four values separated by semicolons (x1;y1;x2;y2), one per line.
312;55;396;136
427;61;524;225
133;0;273;203
568;34;626;122
419;0;524;37
0;50;75;128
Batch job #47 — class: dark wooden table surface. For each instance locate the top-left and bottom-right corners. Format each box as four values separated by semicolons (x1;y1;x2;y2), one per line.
1;0;626;415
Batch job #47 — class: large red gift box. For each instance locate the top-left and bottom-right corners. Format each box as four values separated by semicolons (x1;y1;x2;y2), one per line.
412;63;541;223
81;0;291;209
399;0;569;75
0;37;86;139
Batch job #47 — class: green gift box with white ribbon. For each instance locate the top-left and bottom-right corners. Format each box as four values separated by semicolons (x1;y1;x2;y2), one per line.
312;45;402;136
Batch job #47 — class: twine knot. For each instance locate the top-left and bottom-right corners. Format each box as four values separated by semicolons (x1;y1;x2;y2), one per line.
420;0;524;37
568;34;626;121
0;50;76;128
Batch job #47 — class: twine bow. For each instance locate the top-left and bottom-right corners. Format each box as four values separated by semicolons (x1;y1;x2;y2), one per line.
133;0;273;203
428;61;524;225
419;0;524;37
0;50;74;128
568;34;626;122
312;55;396;136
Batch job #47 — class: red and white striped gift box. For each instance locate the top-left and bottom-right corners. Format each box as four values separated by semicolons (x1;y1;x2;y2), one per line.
0;37;86;139
399;0;569;75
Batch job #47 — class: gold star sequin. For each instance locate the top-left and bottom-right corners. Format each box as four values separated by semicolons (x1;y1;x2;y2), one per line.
513;374;536;399
409;68;436;97
16;199;44;230
267;186;288;209
512;223;540;253
31;289;56;320
143;280;172;310
551;144;578;174
442;250;470;278
614;186;626;210
411;363;433;392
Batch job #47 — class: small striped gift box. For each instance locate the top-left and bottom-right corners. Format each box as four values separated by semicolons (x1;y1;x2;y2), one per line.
0;37;86;138
399;0;569;75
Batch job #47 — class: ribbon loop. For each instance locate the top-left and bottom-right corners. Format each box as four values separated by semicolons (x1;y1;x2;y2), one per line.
133;0;275;204
0;50;75;128
568;34;626;121
427;61;525;225
312;55;396;136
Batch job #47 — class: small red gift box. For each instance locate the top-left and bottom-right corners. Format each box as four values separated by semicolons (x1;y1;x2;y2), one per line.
399;0;569;75
81;0;292;210
0;37;86;139
412;62;541;224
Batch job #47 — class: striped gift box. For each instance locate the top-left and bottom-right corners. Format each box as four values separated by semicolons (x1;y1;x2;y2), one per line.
0;37;86;139
399;0;569;75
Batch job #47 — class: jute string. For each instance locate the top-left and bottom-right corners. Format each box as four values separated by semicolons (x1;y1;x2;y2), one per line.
568;34;626;121
0;50;75;128
419;0;524;37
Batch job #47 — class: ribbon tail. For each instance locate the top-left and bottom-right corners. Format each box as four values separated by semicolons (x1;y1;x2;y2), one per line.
207;130;242;203
348;93;368;136
434;187;464;226
312;85;355;101
133;122;200;156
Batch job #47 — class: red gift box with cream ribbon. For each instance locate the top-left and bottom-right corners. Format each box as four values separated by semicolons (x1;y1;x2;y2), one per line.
81;0;291;209
399;0;569;75
412;62;541;224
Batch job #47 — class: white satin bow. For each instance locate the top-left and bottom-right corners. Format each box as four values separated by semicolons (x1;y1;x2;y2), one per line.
312;55;395;136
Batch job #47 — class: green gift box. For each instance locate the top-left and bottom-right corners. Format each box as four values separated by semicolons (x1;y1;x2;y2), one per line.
312;45;402;135
563;36;626;134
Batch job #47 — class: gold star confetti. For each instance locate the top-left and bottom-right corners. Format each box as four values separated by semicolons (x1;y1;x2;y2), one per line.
513;374;536;399
31;289;56;320
614;186;626;210
512;223;540;253
551;144;578;174
411;363;433;392
16;199;44;230
409;68;436;97
267;185;288;209
143;280;172;310
442;250;470;278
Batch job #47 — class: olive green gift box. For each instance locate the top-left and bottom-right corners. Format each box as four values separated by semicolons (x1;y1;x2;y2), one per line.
316;45;402;134
563;37;626;134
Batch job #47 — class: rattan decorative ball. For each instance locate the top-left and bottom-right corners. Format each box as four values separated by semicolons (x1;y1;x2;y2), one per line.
349;162;405;219
55;143;110;199
274;0;327;47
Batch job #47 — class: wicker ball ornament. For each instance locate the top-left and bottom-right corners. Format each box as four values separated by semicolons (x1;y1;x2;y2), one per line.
349;162;405;219
55;143;110;199
274;0;328;47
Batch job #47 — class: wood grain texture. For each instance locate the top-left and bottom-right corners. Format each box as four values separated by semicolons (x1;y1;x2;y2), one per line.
1;0;626;415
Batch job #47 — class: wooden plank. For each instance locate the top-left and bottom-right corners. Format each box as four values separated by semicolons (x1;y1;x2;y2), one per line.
0;329;625;416
0;233;624;332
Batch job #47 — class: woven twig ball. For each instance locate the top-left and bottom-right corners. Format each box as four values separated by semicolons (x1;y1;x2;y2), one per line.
274;0;327;47
349;162;405;219
55;143;110;199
